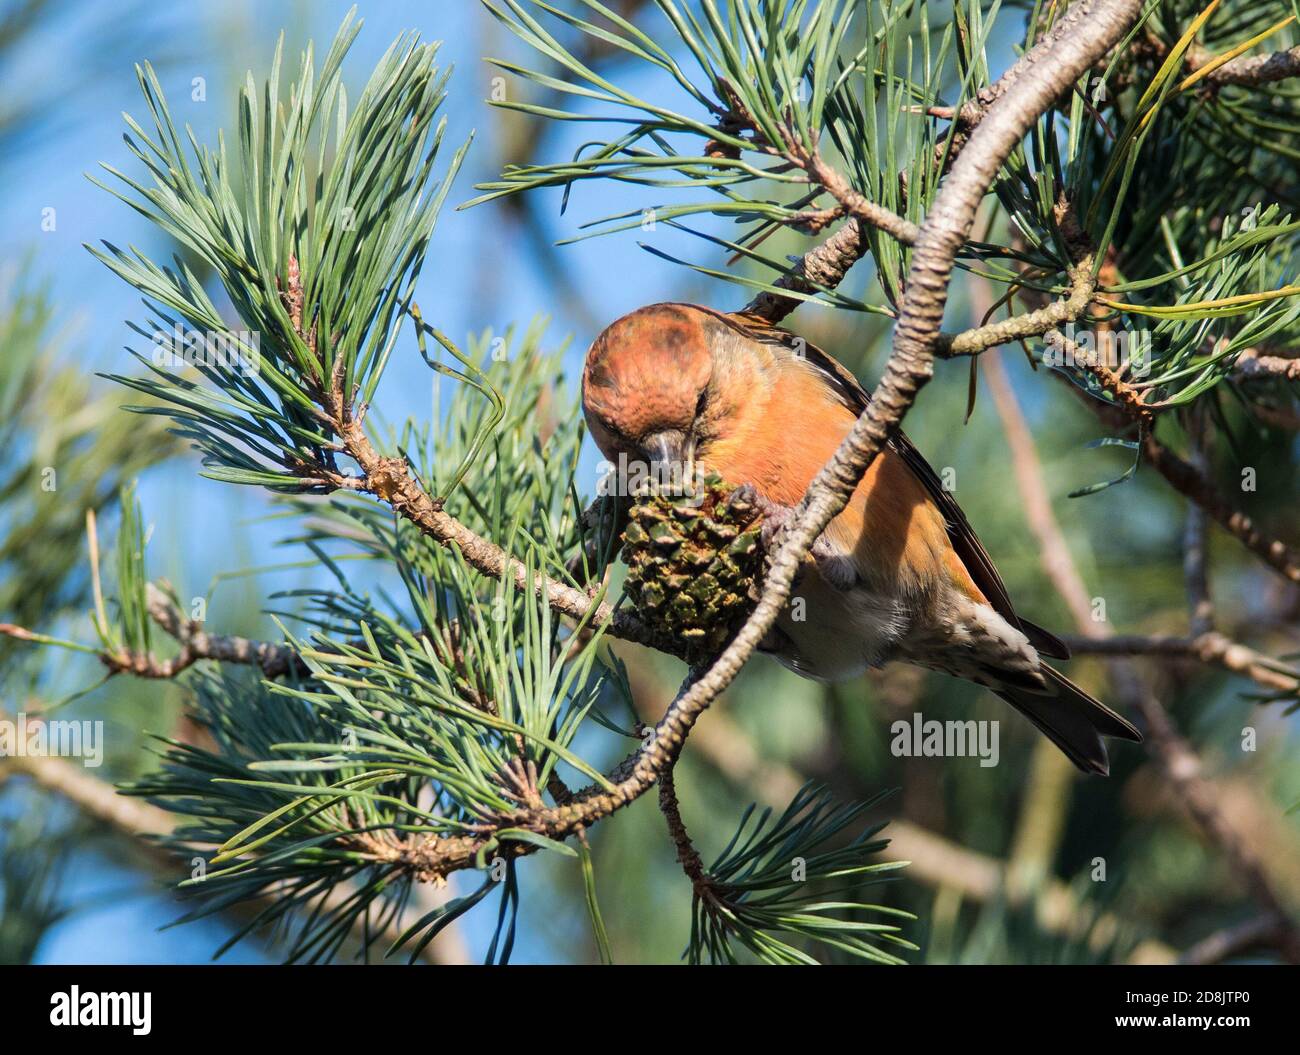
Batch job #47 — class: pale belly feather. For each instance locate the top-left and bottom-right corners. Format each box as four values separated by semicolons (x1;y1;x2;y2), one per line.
764;565;912;682
762;565;1041;687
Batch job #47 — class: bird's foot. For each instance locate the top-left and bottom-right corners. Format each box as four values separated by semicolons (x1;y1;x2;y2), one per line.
750;492;857;592
726;482;760;515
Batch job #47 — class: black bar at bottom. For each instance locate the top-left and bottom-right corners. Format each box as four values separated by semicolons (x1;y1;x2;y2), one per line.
3;964;1287;1042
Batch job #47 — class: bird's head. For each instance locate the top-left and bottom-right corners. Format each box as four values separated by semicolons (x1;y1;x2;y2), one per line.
582;302;762;486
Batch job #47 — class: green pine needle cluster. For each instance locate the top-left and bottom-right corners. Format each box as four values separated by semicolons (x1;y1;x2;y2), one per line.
90;10;469;491
690;784;916;964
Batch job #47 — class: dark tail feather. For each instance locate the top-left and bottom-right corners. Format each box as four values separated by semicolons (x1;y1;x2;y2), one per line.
994;666;1142;776
1018;617;1071;660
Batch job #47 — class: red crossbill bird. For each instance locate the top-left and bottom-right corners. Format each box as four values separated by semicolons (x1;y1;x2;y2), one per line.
582;302;1142;775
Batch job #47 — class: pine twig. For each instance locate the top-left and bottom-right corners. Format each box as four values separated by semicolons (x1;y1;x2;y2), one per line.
1197;45;1300;88
657;764;711;899
1061;632;1300;696
938;257;1097;357
791;145;921;246
744;148;919;326
744;216;874;324
1140;432;1300;585
0;585;301;679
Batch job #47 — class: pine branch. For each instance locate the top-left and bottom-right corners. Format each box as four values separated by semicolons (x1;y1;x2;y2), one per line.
1140;431;1300;585
741;146;919;324
685;782;912;964
1061;632;1300;698
1199;45;1300;87
629;663;1177;962
743;217;873;323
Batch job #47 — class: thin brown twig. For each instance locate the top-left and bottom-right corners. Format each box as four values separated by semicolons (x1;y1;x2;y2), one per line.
743;150;917;325
981;337;1087;895
1249;402;1300;432
744;216;874;325
1197;45;1300;88
0;585;301;680
1140;431;1300;585
792;145;921;246
1184;433;1216;637
136;584;300;677
1185;405;1213;634
657;764;710;898
1061;632;1300;696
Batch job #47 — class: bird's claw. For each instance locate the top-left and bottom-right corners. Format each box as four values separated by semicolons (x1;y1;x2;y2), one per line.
751;493;857;592
727;482;760;509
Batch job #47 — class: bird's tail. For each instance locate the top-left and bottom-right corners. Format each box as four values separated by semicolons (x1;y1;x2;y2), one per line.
993;665;1142;776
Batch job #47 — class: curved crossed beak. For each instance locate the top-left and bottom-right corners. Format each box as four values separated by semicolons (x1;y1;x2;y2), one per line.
638;429;696;486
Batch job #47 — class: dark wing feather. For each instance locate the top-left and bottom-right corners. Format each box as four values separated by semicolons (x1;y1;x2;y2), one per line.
719;310;1070;660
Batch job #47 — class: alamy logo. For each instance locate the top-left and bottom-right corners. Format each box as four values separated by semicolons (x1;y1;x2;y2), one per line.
0;712;104;768
49;987;151;1035
890;713;1000;768
596;453;709;501
1043;322;1152;378
151;322;260;377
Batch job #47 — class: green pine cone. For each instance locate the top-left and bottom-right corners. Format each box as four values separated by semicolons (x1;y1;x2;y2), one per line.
620;473;764;659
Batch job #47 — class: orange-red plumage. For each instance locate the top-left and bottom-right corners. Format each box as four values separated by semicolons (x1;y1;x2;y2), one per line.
583;302;1141;774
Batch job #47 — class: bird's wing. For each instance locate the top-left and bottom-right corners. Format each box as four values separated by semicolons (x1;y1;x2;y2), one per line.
722;310;1070;660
